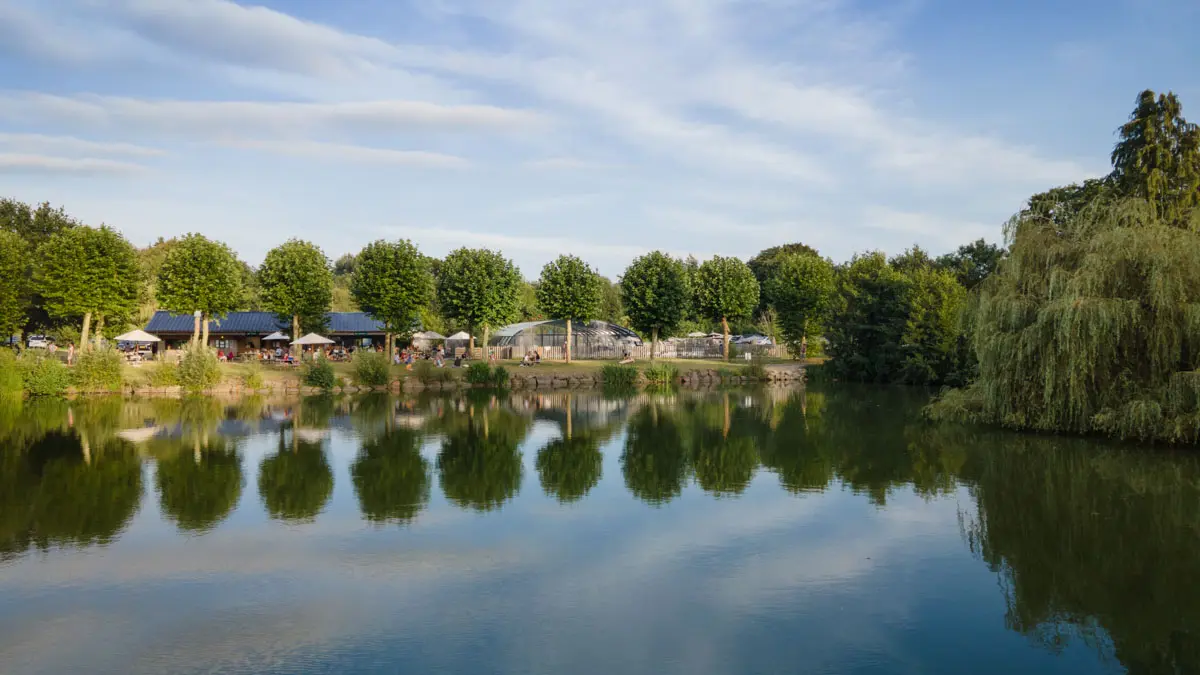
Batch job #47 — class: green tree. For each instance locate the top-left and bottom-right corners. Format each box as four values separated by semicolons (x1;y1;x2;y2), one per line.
695;256;759;360
517;280;544;322
928;90;1200;441
1111;89;1200;222
762;251;835;356
156;233;244;347
825;253;910;383
599;277;625;325
154;440;244;533
437;248;522;353
351;240;434;355
351;428;430;525
747;243;821;313
35;225;141;348
0;200;80;336
0;231;28;339
536;255;604;363
257;239;333;345
620;251;690;360
935;239;1006;291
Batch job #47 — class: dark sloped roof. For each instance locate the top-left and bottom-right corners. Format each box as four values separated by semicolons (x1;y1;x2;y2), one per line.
145;311;386;335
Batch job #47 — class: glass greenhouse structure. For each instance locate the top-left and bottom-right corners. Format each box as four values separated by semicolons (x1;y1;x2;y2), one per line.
489;320;641;357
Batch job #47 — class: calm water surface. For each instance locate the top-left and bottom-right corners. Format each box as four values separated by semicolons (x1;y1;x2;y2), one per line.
0;384;1197;675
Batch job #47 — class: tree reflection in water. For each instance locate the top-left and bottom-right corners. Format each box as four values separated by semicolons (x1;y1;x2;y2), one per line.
352;425;430;526
2;385;1199;675
0;430;142;560
435;397;528;512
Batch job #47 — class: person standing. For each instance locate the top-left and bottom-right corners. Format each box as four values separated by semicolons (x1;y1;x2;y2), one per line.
67;342;75;366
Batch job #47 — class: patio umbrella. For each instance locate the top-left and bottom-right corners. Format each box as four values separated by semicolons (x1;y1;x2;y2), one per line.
114;329;161;343
447;331;471;340
262;331;290;341
291;333;335;346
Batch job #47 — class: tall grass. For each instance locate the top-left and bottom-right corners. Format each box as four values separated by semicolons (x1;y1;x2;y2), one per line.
601;364;639;388
642;362;679;384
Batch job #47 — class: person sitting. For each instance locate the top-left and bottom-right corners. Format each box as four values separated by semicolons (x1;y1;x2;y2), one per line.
520;351;534;367
454;353;463;368
619;348;635;365
217;350;227;362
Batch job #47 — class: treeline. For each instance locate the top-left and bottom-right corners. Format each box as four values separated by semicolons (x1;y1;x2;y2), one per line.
929;88;1200;442
1;198;995;369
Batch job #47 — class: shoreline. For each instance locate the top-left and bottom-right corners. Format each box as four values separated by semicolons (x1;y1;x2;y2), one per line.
38;360;812;398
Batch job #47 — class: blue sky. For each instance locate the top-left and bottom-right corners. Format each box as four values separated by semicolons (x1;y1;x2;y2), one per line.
1;0;1198;278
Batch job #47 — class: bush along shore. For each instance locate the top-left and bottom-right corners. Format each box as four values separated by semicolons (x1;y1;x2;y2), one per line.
2;351;807;399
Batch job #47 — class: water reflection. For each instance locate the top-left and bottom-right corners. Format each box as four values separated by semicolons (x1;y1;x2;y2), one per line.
0;431;141;560
1;386;1199;674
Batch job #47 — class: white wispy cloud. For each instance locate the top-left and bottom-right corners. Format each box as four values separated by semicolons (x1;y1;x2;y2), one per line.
0;153;144;174
225;139;470;167
0;92;546;135
0;132;165;157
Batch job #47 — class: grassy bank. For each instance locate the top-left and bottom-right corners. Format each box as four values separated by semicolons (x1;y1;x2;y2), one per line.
107;356;815;394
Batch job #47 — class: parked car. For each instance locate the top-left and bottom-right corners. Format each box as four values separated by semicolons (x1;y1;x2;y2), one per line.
27;336;52;349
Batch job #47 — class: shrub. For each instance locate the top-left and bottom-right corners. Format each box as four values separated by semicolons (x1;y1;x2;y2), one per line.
21;352;71;396
148;361;180;387
642;362;679;384
743;357;767;380
491;365;510;388
0;349;21;395
73;346;124;392
414;359;437;384
241;362;265;390
465;362;493;385
178;346;222;393
303;359;336;390
353;352;391;386
601;364;639;388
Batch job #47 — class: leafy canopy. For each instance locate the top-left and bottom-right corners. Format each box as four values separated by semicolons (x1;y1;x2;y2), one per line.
929;89;1200;440
620;251;690;338
257;239;333;331
437;248;522;333
935;239;1005;291
695;256;759;322
0;231;28;337
762;251;835;352
1110;89;1200;222
826;251;967;386
536;254;604;322
35;225;141;323
350;239;434;336
155;233;243;319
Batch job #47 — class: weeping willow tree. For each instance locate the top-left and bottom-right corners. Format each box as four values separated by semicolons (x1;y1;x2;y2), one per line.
930;89;1200;442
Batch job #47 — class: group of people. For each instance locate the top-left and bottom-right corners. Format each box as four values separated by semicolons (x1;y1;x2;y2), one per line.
395;345;453;369
519;349;542;367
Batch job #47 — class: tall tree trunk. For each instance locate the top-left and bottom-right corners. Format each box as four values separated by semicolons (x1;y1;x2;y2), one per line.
469;326;475;357
191;312;200;346
566;393;573;440
80;312;92;351
483;326;490;361
722;317;730;361
94;314;105;348
292;314;300;356
201;313;209;349
566;319;573;364
650;327;658;362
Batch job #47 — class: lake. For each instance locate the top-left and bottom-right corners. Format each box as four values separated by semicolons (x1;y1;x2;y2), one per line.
0;384;1197;675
